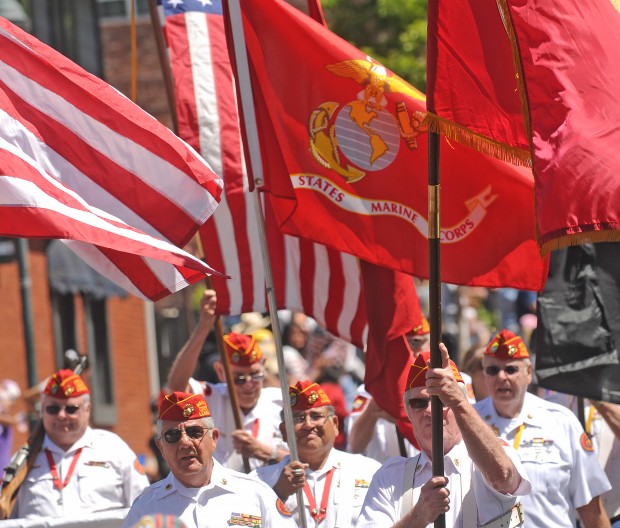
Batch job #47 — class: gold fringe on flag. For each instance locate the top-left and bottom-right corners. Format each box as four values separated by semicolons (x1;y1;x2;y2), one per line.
423;112;532;167
540;230;620;256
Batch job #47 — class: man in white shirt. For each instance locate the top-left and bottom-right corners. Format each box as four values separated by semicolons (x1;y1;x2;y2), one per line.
13;369;149;519
124;391;298;528
359;345;530;528
252;380;380;527
475;329;612;528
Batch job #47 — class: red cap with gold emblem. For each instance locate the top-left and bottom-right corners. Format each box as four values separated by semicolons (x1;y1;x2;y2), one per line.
485;329;529;360
289;380;332;410
223;332;263;366
404;351;464;393
158;391;211;421
43;369;90;398
411;315;430;336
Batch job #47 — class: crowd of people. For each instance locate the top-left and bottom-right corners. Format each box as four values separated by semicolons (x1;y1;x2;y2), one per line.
2;287;619;528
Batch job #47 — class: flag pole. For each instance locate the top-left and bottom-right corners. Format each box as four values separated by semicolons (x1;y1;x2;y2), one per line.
224;0;307;525
146;0;250;472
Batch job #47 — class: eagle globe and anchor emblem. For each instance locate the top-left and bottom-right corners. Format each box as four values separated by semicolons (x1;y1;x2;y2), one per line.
309;57;428;183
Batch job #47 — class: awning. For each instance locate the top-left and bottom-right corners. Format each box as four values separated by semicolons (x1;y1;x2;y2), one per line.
47;240;127;300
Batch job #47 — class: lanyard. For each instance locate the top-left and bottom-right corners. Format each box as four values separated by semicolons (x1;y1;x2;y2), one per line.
513;423;526;450
303;468;335;524
45;448;83;491
251;418;260;439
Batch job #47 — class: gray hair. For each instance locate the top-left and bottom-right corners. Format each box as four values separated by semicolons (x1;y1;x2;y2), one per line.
155;417;214;439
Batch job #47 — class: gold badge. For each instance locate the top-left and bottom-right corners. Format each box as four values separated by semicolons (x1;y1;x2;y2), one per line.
64;386;74;396
307;392;319;405
183;404;194;418
507;345;517;357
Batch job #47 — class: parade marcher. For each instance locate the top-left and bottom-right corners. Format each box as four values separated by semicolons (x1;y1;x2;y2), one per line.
475;329;612;528
13;369;149;519
358;345;530;528
124;392;298;528
252;380;380;527
346;317;431;461
166;289;287;471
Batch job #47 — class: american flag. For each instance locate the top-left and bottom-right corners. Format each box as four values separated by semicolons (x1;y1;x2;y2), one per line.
163;0;369;346
0;18;223;301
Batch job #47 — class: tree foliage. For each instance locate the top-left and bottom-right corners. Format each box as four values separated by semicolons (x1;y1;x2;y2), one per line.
321;0;428;91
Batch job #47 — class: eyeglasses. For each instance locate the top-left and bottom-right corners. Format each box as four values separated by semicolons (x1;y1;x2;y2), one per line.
163;425;210;444
292;412;331;427
45;404;81;415
232;373;265;386
407;398;446;411
484;365;521;376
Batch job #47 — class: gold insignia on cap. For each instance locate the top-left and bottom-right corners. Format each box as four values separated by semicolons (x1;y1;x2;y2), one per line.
64;386;74;396
249;351;257;363
307;392;318;405
183;404;194;418
489;342;499;354
507;345;517;357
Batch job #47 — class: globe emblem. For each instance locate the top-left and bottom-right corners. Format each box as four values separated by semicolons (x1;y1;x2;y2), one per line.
333;101;400;172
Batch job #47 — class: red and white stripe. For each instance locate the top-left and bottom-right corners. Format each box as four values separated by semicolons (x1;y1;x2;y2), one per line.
166;11;368;346
0;18;223;301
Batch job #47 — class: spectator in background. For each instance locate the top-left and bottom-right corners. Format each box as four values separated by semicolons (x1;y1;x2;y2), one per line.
13;369;149;519
460;346;490;401
0;379;25;473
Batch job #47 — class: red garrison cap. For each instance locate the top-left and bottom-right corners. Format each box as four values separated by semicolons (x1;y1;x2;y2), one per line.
158;391;211;421
43;369;89;398
289;380;332;410
223;332;263;366
485;329;530;360
405;351;464;392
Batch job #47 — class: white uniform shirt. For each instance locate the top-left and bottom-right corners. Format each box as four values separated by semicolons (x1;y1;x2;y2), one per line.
475;392;612;528
358;441;530;528
346;385;418;463
253;449;381;528
188;379;285;471
124;460;298;528
14;427;149;519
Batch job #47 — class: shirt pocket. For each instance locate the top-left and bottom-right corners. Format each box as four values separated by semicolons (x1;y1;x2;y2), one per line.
77;462;123;507
518;443;570;495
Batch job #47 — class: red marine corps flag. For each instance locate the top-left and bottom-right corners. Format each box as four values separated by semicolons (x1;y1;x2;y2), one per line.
427;0;620;252
0;17;223;301
224;0;548;290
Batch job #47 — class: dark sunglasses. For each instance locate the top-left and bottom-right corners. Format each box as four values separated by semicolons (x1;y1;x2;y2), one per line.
45;404;81;415
232;373;265;386
407;398;445;411
163;425;209;444
484;365;520;376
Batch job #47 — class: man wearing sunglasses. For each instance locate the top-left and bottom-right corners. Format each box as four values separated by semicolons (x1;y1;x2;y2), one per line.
124;392;298;528
12;369;149;519
251;380;380;527
166;290;286;472
359;345;530;528
474;329;611;528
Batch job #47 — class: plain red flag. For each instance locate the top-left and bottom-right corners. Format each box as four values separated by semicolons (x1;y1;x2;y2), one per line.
226;0;548;291
360;260;422;447
427;0;620;252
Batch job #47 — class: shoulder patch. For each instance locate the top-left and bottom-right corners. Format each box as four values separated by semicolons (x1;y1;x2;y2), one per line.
497;438;509;447
352;395;369;412
580;432;594;452
276;498;292;517
133;458;146;475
